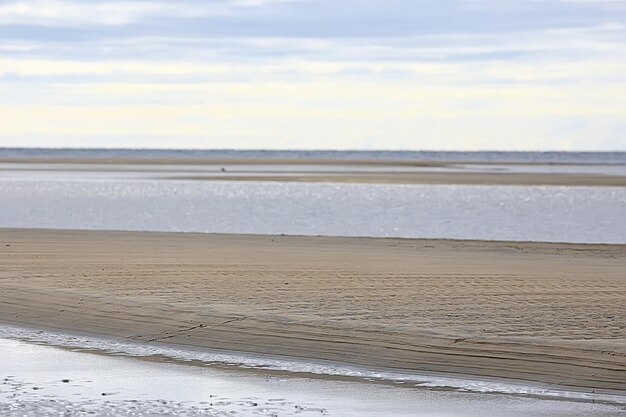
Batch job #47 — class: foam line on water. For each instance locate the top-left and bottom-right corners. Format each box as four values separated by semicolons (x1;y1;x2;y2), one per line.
1;324;623;405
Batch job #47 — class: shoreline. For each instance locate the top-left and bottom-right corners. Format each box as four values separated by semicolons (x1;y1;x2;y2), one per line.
2;324;625;406
2;155;626;166
3;337;622;417
1;228;625;395
4;156;624;164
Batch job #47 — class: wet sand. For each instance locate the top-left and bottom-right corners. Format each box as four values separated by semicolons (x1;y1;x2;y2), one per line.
1;157;624;186
0;228;625;394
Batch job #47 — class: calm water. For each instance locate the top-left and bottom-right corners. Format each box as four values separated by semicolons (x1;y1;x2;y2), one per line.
2;147;626;163
0;177;624;243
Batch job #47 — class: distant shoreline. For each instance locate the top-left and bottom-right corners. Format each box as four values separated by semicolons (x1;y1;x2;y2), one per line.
2;157;625;186
1;147;625;165
2;156;626;165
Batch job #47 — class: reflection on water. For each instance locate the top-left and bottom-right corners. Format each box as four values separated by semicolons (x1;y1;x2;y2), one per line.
1;337;624;417
0;177;624;243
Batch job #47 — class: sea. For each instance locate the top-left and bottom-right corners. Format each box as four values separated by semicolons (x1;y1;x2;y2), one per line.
0;148;624;244
2;147;626;163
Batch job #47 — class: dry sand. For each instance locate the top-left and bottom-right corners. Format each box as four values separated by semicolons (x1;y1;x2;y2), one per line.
0;228;625;393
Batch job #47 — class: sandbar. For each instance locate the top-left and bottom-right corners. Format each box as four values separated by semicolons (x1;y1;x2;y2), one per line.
1;157;624;186
0;228;624;393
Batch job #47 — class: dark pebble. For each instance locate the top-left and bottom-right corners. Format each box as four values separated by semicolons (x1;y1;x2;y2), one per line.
62;379;70;383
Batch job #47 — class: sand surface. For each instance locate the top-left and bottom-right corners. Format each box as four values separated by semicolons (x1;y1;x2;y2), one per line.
0;228;625;393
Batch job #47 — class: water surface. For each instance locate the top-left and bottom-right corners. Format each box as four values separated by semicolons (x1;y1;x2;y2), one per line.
0;177;624;243
1;337;623;417
3;148;626;164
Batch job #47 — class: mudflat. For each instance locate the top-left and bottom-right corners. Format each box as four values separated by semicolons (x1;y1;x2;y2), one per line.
0;228;624;393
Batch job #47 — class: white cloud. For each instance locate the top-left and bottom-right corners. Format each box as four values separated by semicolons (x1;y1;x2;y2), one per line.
2;52;625;86
0;0;231;26
0;0;311;26
229;0;310;7
1;0;624;150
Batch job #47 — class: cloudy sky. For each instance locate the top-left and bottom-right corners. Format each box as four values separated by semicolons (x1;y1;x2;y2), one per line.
0;0;625;150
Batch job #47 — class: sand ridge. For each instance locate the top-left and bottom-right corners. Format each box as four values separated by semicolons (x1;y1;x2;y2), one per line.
0;229;625;393
1;158;624;186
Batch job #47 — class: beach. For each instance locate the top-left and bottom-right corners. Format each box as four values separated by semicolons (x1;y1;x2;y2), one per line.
1;228;624;395
4;0;626;412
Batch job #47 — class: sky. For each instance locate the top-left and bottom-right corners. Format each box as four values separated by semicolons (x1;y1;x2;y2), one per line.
0;0;625;151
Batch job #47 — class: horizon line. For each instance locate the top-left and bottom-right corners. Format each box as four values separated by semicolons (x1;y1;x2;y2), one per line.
2;146;625;154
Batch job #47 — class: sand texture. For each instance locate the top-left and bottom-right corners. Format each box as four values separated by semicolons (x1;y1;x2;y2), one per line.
0;228;625;393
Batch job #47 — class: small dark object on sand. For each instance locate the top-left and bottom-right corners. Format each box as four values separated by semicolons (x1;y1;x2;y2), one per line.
62;379;70;383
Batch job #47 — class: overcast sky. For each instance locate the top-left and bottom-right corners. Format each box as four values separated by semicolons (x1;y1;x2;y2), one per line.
1;0;625;150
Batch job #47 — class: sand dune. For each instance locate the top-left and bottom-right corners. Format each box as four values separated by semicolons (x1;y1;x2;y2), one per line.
0;228;624;393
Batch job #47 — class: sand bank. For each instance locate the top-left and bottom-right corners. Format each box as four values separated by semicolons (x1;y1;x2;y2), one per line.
1;158;624;186
0;229;624;393
167;172;626;186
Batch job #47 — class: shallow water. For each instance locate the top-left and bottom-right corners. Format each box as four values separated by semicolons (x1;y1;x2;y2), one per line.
1;337;624;417
3;148;626;163
5;324;623;404
0;176;624;243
